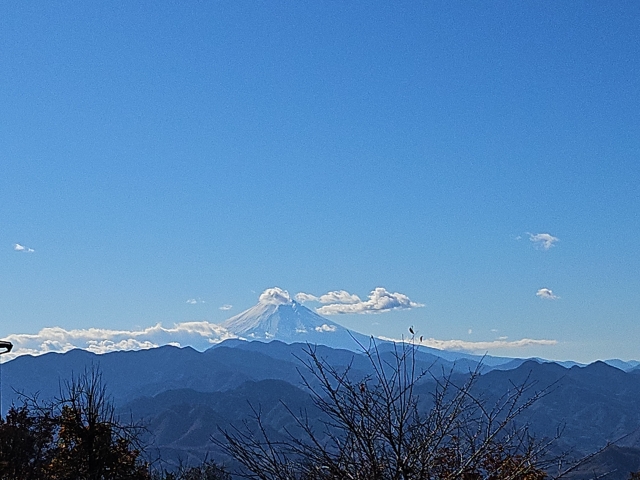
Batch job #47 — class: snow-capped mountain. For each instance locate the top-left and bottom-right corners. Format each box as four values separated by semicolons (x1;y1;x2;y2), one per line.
219;289;521;368
221;287;370;350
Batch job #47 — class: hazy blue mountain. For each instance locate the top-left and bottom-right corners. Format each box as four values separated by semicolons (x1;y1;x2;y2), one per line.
604;359;640;371
3;296;640;474
4;337;640;474
1;343;307;412
124;379;318;467
113;356;640;470
0;338;478;413
464;360;640;455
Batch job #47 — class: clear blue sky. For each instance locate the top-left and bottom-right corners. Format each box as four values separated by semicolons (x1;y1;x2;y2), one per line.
2;1;639;363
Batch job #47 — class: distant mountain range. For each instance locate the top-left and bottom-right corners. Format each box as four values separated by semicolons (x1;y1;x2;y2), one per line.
2;293;640;478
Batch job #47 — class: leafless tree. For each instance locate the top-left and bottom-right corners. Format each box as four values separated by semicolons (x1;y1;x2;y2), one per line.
215;338;571;480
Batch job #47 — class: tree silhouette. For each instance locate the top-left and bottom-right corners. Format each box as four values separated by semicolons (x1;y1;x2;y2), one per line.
47;366;149;480
0;366;150;480
0;402;56;479
151;460;230;480
216;339;563;479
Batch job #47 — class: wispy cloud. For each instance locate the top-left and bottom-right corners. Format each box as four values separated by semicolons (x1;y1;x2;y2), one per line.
2;322;238;361
219;304;233;311
186;298;205;304
379;335;557;353
536;288;559;300
13;243;35;253
297;287;424;315
528;233;559;250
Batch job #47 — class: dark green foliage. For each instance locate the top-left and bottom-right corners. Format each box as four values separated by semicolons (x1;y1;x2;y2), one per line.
0;403;56;479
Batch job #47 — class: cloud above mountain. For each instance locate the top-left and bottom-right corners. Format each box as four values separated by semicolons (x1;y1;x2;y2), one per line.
3;322;237;361
296;287;424;315
259;287;293;305
3;316;554;361
2;286;553;360
379;335;557;353
294;292;318;303
295;290;360;305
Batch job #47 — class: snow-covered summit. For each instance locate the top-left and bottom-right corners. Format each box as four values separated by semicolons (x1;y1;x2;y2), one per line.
221;287;368;349
257;287;294;306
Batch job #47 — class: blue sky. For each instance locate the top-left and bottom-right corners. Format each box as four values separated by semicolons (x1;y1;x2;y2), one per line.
2;1;639;363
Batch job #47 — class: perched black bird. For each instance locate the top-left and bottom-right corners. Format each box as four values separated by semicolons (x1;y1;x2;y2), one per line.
409;326;414;335
0;341;12;354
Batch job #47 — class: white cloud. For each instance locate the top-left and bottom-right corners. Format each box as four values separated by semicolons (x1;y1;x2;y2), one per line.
13;243;34;253
296;290;364;305
528;233;559;250
219;304;233;311
379;335;557;353
536;288;559;300
295;292;318;303
186;298;205;304
318;290;362;304
315;324;337;333
2;322;238;361
1;320;555;361
315;287;424;315
259;287;292;305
